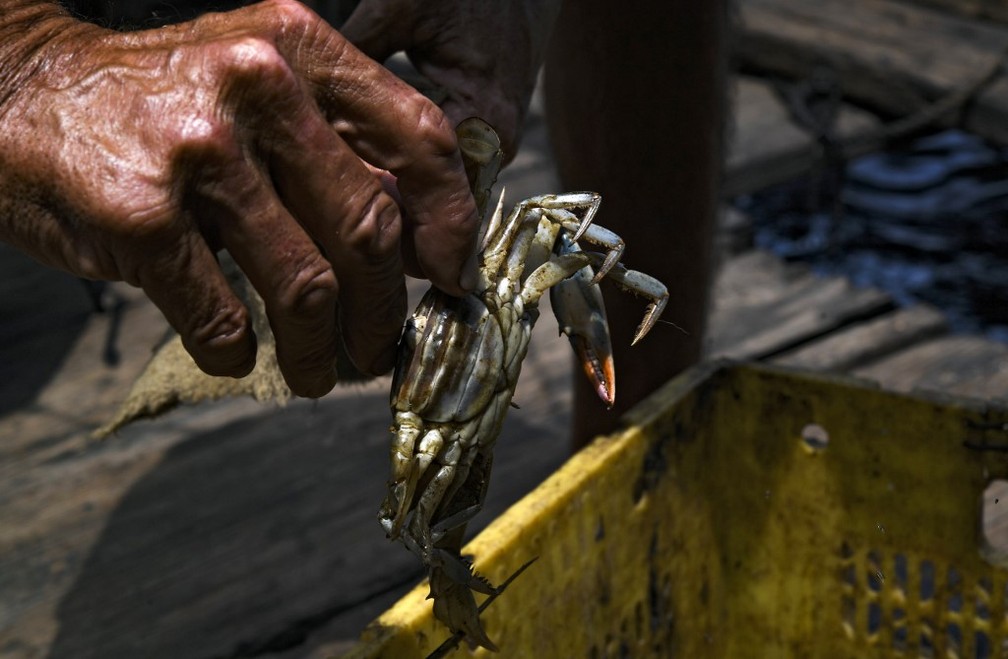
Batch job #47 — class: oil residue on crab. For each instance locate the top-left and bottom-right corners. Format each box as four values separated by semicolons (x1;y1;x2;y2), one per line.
378;118;669;651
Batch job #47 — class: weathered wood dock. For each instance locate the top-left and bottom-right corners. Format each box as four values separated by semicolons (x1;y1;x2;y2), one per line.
4;1;1008;656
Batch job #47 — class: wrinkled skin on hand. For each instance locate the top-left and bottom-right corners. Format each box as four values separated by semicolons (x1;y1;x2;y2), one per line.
0;0;482;396
341;0;562;160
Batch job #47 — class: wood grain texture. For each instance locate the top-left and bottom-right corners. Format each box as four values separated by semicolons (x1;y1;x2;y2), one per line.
773;304;949;371
854;334;1008;399
725;77;879;196
707;250;894;360
738;0;1008;143
908;0;1008;24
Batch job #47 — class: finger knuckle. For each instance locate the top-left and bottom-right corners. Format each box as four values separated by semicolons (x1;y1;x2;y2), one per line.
342;187;401;265
441;188;481;237
70;245;119;281
262;0;318;29
97;195;183;258
276;255;338;317
216;36;296;92
160;104;240;190
410;99;458;157
172;111;234;158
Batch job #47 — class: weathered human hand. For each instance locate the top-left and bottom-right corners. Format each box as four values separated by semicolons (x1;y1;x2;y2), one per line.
340;0;562;159
0;0;480;396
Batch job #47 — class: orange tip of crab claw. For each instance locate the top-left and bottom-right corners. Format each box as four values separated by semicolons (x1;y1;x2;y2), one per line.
572;335;616;408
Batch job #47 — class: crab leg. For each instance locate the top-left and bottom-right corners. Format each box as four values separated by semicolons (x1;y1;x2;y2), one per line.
478;188;507;252
382;411;423;538
404;437;465;554
501;214;545;286
519;253;590;305
483;192;601;277
571;224;625;281
585;252;670;344
428;546;499;651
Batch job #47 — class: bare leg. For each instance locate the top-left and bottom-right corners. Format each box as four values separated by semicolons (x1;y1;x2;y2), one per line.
545;1;729;449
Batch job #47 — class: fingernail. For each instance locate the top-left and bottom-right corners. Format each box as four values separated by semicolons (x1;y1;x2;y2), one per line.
458;251;479;292
297;367;338;399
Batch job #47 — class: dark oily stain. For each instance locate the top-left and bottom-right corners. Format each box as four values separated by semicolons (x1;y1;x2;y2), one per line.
631;374;723;503
597;565;612;607
632;422;680;503
595;516;605;541
692;373;721;421
628;415;693;503
647;531;662;633
647;528;675;638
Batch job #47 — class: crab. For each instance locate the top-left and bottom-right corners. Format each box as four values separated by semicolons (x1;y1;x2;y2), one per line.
378;118;669;651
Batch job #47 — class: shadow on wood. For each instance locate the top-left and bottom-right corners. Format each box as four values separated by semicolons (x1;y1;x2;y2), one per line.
43;390;567;658
0;245;95;418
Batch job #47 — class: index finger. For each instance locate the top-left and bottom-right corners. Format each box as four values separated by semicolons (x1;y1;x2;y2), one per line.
324;74;481;295
227;1;481;295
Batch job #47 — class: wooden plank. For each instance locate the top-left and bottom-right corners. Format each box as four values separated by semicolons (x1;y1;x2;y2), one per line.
0;247;97;419
708;250;893;360
906;0;1008;24
772;304;949;371
724;76;880;196
737;0;1008;144
853;334;1008;399
0;258;574;658
711;249;811;307
714;206;755;258
0;365;571;659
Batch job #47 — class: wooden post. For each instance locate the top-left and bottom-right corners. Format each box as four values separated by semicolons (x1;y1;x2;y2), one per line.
545;0;729;448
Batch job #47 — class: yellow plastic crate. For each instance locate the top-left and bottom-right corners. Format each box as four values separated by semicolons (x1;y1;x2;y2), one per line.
345;361;1008;658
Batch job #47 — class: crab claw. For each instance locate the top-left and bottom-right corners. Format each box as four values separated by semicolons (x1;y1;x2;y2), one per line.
550;261;616;408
